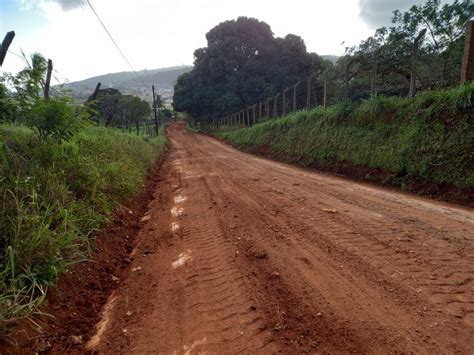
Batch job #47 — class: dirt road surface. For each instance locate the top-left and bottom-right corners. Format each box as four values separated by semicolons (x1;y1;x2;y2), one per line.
89;122;474;354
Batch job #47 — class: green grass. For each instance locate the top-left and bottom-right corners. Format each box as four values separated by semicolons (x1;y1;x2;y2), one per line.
0;125;166;334
219;83;474;188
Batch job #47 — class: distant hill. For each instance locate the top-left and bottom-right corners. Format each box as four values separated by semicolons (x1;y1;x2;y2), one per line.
56;66;192;104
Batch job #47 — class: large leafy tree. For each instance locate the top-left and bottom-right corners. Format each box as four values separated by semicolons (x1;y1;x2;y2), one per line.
339;0;473;98
87;89;151;132
173;17;324;121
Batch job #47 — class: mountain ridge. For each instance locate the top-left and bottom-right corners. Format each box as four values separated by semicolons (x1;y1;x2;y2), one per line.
56;65;192;103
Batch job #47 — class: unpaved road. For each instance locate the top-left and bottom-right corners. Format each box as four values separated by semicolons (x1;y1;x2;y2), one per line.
90;122;474;354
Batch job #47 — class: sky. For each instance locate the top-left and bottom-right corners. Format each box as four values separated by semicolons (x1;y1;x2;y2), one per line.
0;0;426;83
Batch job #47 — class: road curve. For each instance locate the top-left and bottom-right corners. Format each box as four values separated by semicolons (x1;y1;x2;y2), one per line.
90;122;474;354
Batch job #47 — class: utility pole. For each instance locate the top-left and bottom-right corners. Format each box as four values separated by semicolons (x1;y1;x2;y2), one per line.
44;59;53;100
152;85;159;135
0;31;15;66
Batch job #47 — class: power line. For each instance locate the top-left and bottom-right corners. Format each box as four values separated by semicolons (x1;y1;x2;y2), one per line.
7;49;23;60
85;0;149;88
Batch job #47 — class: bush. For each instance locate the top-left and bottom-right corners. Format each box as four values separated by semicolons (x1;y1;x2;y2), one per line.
24;97;88;141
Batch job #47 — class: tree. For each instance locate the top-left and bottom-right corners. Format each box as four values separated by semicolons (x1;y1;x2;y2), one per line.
173;17;322;122
338;0;473;99
86;88;122;125
118;95;151;134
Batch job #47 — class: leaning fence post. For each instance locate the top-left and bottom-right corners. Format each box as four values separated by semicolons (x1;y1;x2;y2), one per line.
0;31;15;67
90;82;102;101
461;18;474;83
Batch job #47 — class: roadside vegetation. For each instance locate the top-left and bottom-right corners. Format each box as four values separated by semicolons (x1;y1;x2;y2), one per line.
219;84;474;190
0;53;166;334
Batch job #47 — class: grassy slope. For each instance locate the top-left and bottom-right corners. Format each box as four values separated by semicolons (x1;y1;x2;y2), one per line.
219;84;473;190
0;126;166;333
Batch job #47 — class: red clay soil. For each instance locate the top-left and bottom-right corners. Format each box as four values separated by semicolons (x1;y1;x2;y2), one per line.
231;144;474;208
6;122;474;354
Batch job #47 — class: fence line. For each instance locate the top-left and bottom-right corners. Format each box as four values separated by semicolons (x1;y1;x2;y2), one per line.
198;20;474;133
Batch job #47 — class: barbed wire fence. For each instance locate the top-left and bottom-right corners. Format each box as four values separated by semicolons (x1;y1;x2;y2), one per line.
201;19;474;133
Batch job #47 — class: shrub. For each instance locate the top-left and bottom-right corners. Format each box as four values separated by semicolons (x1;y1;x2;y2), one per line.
24;97;89;141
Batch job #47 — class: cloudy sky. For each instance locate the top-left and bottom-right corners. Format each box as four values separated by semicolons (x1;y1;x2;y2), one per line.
1;0;425;83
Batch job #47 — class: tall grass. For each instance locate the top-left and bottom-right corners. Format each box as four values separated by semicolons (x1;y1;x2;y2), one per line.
0;125;166;334
219;83;473;188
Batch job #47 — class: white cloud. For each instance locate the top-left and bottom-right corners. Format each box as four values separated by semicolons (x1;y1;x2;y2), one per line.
6;0;376;81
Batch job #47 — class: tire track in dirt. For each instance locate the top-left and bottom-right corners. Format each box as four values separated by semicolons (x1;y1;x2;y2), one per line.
89;122;474;354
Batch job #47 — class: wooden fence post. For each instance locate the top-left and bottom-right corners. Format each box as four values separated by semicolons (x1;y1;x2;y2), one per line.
0;31;15;66
90;82;101;101
282;88;289;115
293;81;300;111
408;28;427;97
259;102;262;121
461;18;474;83
152;85;159;134
44;59;53;100
344;58;357;101
323;77;328;109
252;104;256;125
306;75;313;109
273;94;279;117
371;47;382;98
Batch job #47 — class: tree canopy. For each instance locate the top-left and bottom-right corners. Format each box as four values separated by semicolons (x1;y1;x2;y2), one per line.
173;17;326;121
87;88;151;130
333;0;473;98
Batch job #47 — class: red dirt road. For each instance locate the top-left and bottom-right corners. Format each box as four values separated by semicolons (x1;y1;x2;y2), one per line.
89;122;474;354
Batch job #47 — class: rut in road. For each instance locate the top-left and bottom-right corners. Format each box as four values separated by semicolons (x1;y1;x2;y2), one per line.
89;122;474;354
